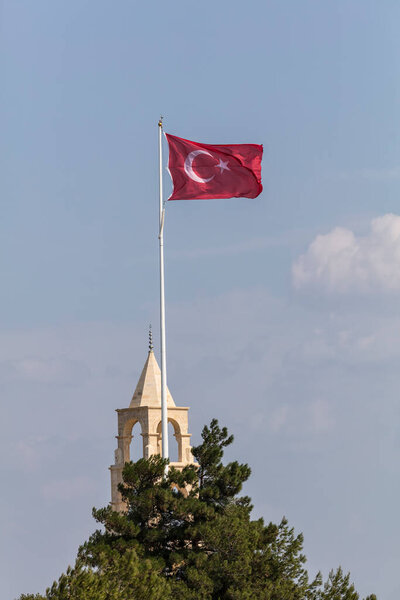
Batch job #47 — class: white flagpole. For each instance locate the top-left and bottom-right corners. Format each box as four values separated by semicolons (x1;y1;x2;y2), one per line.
158;117;169;470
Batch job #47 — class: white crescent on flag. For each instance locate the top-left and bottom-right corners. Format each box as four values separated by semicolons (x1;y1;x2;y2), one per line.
184;150;215;184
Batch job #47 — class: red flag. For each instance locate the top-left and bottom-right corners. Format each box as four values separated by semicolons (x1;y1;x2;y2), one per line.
166;134;263;201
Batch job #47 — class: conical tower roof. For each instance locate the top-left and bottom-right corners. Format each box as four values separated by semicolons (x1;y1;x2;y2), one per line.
130;349;176;408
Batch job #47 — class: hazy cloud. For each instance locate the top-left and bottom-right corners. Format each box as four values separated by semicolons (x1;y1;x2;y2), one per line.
168;233;304;261
340;166;400;182
41;476;96;502
308;399;335;433
0;357;90;385
14;437;48;472
1;294;399;600
269;405;289;432
292;214;400;293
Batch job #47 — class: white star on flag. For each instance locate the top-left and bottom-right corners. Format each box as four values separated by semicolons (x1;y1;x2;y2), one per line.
215;158;230;174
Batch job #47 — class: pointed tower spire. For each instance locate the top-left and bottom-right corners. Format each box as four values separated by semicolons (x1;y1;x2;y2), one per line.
109;333;194;512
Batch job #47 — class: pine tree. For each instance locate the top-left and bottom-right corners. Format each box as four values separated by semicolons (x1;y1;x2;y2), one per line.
17;419;377;600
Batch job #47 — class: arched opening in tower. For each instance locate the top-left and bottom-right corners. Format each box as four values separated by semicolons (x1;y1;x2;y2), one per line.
156;419;181;464
129;421;143;462
168;421;179;463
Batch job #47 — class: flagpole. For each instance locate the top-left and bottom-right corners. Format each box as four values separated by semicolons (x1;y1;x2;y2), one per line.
158;117;169;471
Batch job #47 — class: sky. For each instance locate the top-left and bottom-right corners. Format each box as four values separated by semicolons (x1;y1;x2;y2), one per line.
1;1;399;598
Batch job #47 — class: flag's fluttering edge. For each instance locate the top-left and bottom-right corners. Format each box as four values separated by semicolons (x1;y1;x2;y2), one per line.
166;134;263;201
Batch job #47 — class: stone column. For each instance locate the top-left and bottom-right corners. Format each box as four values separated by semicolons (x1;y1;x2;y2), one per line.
179;433;192;463
117;435;132;463
110;462;124;511
141;432;159;459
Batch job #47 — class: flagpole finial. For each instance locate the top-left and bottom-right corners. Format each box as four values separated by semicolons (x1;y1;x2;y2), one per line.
148;324;154;352
158;115;163;128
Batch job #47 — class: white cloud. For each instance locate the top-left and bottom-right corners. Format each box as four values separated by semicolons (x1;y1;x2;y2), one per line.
292;214;400;293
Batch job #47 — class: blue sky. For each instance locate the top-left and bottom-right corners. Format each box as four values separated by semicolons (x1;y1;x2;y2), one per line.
1;1;399;598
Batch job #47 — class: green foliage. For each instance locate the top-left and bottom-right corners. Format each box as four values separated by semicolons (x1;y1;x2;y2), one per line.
18;551;169;600
318;567;360;600
17;419;376;600
191;419;252;510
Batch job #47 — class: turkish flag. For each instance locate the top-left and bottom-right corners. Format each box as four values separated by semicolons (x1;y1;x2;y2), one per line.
166;134;263;201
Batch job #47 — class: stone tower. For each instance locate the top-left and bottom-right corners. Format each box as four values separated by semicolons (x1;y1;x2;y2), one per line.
110;334;193;511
